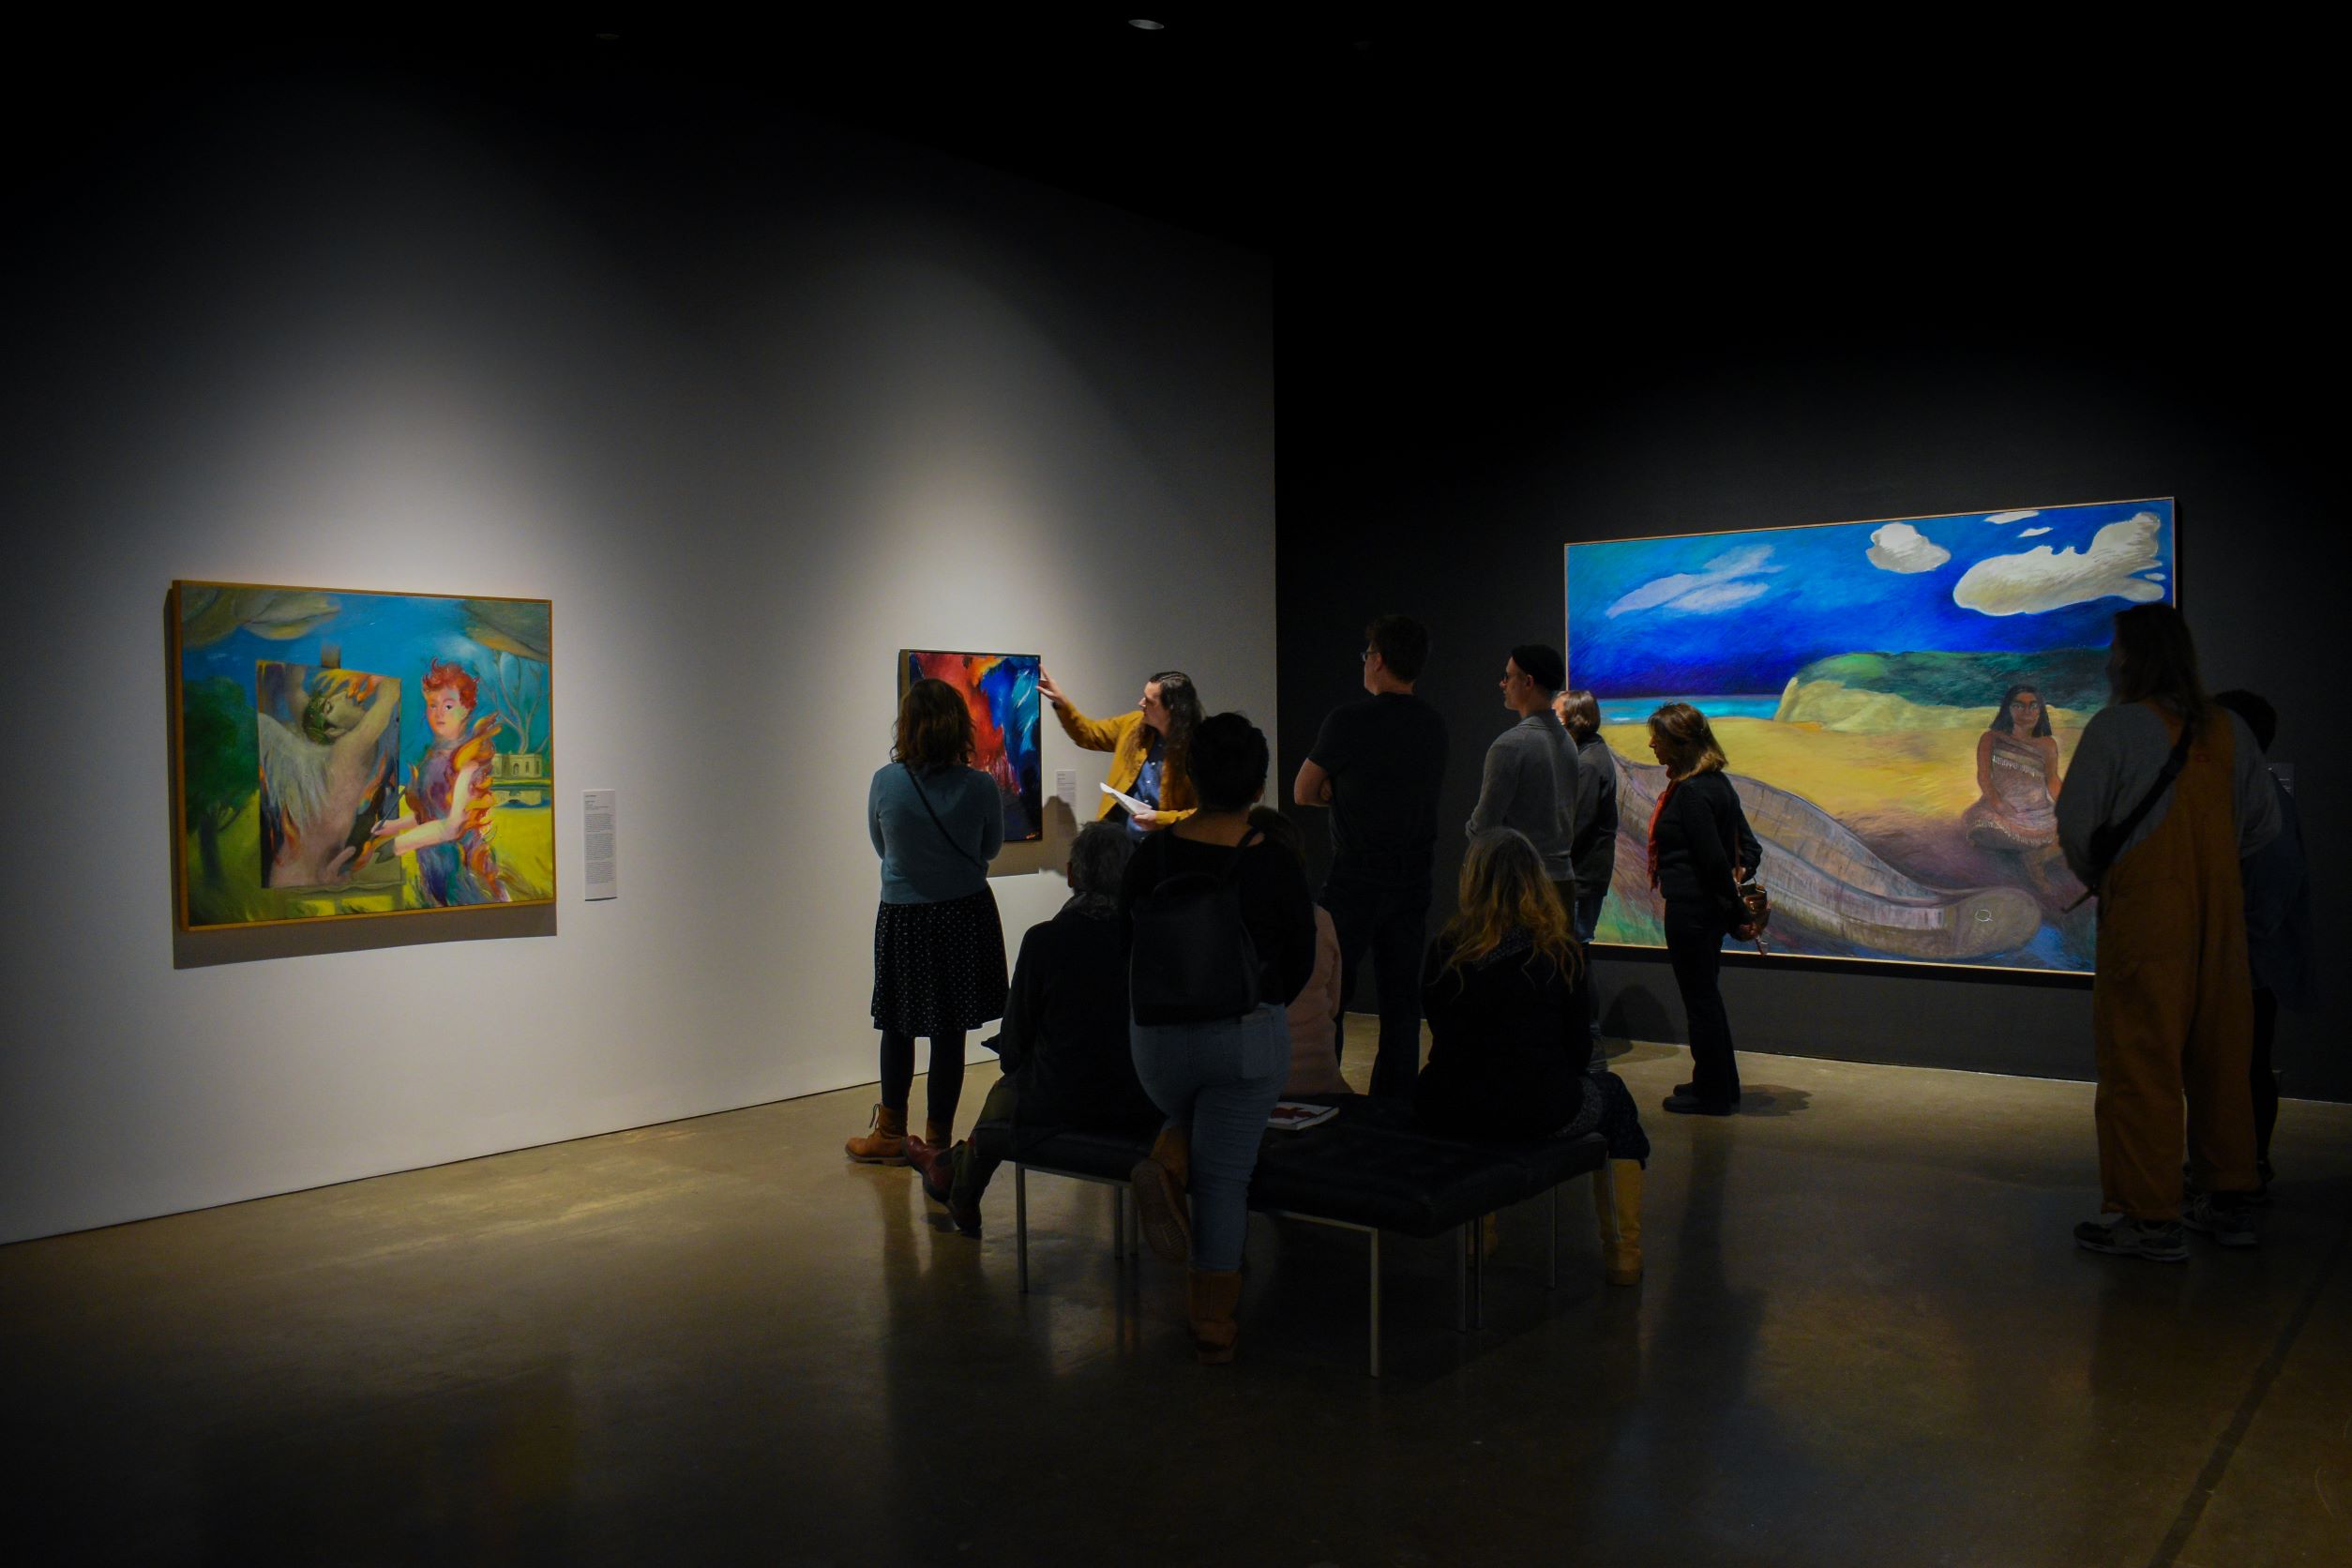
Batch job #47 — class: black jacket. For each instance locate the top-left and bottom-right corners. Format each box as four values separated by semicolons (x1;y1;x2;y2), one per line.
997;901;1160;1130
1651;772;1761;926
1414;932;1593;1138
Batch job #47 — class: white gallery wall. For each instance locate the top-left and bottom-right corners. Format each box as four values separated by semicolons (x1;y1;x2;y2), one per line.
0;76;1274;1242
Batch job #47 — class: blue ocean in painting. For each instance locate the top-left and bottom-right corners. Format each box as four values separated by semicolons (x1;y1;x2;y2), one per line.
1565;498;2175;696
1600;695;1785;726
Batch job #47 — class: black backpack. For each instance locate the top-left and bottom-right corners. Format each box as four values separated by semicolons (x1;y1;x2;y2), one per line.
1129;830;1264;1026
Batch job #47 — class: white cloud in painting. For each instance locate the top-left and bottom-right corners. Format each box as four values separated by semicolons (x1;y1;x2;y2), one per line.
1986;510;2040;524
2017;526;2052;537
1606;544;1782;618
1952;509;2167;616
1866;522;1952;574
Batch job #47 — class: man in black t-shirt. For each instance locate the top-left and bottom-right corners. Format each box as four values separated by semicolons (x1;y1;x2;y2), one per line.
1293;613;1449;1099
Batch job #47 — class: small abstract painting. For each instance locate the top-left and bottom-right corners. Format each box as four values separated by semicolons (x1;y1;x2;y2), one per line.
173;582;555;928
1565;498;2177;972
900;650;1044;845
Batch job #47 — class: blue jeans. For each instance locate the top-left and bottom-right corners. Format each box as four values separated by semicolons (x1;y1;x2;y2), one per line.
1573;885;1608;1050
1572;885;1607;943
1131;1003;1289;1271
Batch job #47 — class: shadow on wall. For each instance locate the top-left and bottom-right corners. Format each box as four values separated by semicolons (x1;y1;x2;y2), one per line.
1599;969;1681;1047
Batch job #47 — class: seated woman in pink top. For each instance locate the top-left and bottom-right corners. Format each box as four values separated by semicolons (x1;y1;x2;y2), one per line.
1248;807;1349;1095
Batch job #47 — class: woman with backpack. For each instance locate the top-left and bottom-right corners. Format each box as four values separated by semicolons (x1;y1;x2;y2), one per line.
1120;713;1318;1363
846;678;1008;1165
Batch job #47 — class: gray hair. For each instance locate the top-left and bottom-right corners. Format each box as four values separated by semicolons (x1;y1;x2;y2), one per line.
1066;821;1135;903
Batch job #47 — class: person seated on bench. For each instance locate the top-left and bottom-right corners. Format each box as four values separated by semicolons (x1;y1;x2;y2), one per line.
1247;807;1349;1096
1124;714;1319;1364
907;822;1160;1237
1417;828;1648;1283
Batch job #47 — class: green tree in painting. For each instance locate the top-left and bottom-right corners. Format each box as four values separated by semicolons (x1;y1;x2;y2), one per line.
182;676;256;883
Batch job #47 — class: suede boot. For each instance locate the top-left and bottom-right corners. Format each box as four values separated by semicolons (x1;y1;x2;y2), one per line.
844;1104;908;1165
1132;1123;1193;1264
1593;1159;1644;1285
1187;1268;1243;1364
924;1119;952;1152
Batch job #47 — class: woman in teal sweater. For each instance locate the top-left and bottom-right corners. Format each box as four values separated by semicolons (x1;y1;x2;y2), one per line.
848;679;1008;1164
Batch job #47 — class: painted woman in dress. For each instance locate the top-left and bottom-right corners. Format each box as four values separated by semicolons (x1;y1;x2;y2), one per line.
1964;685;2067;892
369;660;508;906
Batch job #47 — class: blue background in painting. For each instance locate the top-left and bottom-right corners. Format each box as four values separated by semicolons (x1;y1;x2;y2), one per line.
181;592;548;780
1565;499;2175;696
903;651;1044;842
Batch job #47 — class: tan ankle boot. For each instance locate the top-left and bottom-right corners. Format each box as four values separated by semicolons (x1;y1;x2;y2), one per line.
1132;1123;1192;1264
1187;1268;1243;1364
845;1104;908;1165
1594;1159;1643;1285
924;1119;951;1151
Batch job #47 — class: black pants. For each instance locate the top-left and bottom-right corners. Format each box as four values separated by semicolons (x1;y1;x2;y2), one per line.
2252;986;2279;1172
880;1028;967;1133
1324;878;1432;1100
951;1076;1021;1207
1664;900;1739;1103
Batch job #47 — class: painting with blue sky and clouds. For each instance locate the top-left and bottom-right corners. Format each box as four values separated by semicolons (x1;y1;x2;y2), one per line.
1565;499;2175;972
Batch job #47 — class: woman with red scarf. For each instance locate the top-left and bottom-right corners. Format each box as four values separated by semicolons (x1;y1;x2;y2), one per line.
1644;703;1761;1115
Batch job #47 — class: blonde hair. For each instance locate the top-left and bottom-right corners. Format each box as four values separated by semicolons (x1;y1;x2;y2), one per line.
1438;830;1581;983
1648;701;1726;779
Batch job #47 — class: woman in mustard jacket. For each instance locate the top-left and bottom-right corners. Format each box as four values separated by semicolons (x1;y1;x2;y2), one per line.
1038;668;1203;837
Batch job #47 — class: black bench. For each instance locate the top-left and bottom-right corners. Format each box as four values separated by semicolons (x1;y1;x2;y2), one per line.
991;1097;1607;1376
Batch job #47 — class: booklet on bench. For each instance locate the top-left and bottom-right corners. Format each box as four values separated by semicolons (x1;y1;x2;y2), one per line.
1268;1101;1339;1131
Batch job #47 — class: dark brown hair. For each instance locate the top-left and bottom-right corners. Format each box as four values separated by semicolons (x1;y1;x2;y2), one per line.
1989;685;2053;738
1648;701;1727;779
1558;688;1602;740
894;677;974;772
1246;805;1305;868
1364;614;1429;682
2109;604;2209;732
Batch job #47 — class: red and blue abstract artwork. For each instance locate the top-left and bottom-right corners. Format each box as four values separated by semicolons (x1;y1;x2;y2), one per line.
900;650;1045;844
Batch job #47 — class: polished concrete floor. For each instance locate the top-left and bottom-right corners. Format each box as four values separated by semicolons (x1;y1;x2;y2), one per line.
4;1032;2347;1567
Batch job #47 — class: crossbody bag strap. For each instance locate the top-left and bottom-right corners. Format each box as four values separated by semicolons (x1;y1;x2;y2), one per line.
904;762;989;872
2067;719;2195;910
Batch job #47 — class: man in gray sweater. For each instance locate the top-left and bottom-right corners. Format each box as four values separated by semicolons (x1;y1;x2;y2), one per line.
1467;643;1579;903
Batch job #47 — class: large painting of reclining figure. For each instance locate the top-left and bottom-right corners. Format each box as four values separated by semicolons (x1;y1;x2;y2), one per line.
1565;499;2177;972
173;581;555;927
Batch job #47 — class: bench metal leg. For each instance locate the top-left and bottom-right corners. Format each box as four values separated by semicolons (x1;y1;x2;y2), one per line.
1016;1164;1030;1295
1473;1216;1485;1328
1367;1229;1382;1378
1547;1184;1560;1290
1455;1224;1468;1331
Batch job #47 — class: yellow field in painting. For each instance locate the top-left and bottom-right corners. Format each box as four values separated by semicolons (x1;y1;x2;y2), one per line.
1597;716;2086;824
184;799;553;927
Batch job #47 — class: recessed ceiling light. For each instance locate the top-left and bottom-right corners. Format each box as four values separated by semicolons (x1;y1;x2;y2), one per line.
1128;19;1166;29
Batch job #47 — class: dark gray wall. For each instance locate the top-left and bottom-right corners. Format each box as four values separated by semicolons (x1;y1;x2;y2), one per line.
1276;296;2342;1098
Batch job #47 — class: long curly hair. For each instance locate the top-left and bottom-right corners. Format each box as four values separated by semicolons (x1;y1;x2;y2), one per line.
1437;829;1580;983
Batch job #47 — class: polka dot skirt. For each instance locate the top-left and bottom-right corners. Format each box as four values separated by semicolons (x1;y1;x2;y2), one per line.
871;886;1009;1036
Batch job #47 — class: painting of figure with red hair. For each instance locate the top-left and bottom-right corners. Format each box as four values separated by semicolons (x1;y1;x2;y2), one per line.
173;581;553;927
900;650;1043;843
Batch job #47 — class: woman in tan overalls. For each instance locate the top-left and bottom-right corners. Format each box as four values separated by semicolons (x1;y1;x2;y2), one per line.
2057;605;2279;1261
